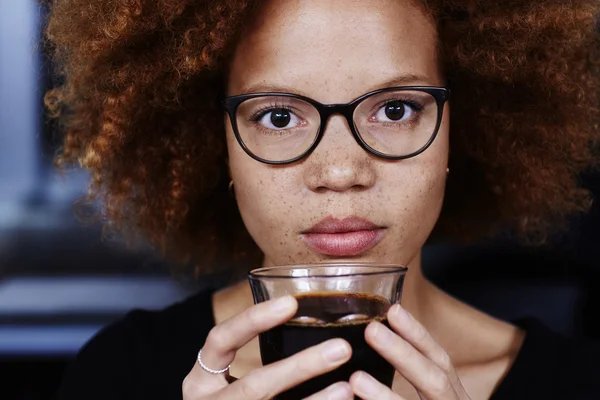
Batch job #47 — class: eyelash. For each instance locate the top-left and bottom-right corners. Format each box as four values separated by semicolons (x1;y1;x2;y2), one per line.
371;97;425;128
246;96;426;132
249;103;296;122
374;97;425;113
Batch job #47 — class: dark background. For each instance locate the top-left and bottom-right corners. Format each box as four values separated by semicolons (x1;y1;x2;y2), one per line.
1;2;599;399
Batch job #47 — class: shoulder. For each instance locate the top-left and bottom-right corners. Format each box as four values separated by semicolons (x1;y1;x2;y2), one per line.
495;318;600;399
558;335;600;396
526;319;600;377
57;288;215;400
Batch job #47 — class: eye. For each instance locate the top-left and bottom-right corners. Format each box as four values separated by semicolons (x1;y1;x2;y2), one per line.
373;100;419;123
256;108;302;130
384;101;406;120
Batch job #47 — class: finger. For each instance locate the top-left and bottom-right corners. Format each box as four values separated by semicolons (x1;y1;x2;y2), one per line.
183;296;297;395
388;305;452;372
350;371;405;400
365;321;457;399
200;295;297;372
388;305;467;395
216;338;352;400
303;382;354;400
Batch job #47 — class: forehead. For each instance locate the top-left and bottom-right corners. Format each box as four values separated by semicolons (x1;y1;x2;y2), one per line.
227;0;441;102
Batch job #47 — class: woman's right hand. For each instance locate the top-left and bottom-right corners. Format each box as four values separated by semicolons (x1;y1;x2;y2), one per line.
182;295;354;400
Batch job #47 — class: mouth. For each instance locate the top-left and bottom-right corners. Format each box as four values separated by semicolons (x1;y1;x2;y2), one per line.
300;216;386;257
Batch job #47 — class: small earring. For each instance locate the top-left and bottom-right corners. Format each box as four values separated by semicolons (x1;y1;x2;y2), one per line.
446;167;450;175
228;180;235;197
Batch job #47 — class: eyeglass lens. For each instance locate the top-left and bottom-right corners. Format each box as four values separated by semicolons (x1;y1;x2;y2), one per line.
234;89;439;162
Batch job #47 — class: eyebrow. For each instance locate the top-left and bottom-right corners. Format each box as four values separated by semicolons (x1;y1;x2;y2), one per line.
375;74;440;89
237;73;438;96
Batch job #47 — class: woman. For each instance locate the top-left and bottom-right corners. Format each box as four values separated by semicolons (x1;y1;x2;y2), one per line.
45;0;600;399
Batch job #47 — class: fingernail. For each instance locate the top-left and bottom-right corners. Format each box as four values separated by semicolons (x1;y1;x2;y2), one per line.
326;382;352;400
371;321;393;343
323;340;351;363
355;371;380;396
270;296;295;313
390;304;408;320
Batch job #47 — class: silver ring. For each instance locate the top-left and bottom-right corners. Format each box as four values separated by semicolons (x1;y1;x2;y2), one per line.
197;349;231;374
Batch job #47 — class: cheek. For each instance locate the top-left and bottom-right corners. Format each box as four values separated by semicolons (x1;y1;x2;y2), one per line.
364;168;443;265
378;133;448;263
393;168;446;235
234;173;304;265
227;131;289;218
235;171;293;226
226;128;301;258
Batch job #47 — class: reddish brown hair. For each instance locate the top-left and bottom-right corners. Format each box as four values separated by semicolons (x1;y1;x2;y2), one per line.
43;0;600;274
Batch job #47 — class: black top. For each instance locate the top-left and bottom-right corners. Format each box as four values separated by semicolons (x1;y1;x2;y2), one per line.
58;288;600;400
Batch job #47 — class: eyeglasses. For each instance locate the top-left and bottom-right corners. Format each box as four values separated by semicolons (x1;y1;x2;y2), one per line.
223;86;450;165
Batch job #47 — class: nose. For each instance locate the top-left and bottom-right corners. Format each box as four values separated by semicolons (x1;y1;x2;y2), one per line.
303;116;377;193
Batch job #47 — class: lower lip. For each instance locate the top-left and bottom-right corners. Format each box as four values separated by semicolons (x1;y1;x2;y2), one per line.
301;229;385;257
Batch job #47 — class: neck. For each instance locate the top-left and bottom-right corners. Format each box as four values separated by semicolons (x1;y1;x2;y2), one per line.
398;253;443;331
396;253;525;366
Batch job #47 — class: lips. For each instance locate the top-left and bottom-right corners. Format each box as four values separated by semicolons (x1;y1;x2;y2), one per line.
300;217;385;256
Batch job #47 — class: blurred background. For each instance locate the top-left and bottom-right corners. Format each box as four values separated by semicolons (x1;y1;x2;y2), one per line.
1;1;599;399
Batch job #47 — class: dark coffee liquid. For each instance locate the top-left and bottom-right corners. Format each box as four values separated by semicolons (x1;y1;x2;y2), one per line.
259;293;394;399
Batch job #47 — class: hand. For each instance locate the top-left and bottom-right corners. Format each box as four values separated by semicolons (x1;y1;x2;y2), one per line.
182;296;355;400
350;304;471;400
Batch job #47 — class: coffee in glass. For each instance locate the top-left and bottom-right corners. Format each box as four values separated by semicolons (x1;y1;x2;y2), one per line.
248;263;406;399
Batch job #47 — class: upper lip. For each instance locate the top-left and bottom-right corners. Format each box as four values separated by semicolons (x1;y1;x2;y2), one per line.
302;216;382;234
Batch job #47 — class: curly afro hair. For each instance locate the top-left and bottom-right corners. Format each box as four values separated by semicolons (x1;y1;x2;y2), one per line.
43;0;600;274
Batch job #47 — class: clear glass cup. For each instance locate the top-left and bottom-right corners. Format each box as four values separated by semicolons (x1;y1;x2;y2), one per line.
248;263;407;399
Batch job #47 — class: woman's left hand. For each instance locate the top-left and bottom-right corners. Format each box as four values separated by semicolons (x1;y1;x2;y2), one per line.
350;304;472;400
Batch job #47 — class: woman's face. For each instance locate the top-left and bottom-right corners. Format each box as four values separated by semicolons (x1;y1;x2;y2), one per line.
226;0;449;267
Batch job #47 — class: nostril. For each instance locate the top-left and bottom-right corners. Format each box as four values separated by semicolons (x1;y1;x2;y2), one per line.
314;183;366;194
304;155;376;193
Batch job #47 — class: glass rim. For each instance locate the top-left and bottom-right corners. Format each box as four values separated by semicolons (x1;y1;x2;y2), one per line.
248;262;408;280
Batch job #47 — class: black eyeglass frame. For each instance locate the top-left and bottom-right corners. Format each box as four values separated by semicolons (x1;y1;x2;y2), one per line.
222;86;450;165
